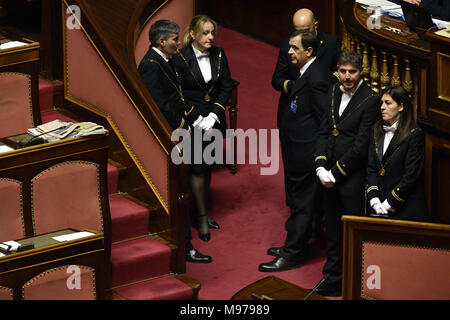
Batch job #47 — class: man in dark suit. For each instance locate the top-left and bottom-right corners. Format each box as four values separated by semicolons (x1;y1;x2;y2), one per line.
138;19;212;264
272;8;341;237
259;31;337;272
312;50;380;296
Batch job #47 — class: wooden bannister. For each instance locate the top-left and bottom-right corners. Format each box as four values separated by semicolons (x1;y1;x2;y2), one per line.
61;0;192;273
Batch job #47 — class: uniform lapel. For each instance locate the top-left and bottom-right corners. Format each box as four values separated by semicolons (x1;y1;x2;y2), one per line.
209;46;219;86
316;32;327;60
382;131;400;161
339;82;368;120
333;84;342;121
150;48;179;83
376;132;385;162
185;46;206;85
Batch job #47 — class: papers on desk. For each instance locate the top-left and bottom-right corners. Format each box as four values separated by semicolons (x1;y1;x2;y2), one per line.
0;41;28;50
0;145;14;154
0;240;22;253
356;0;398;8
52;231;95;242
27;119;106;142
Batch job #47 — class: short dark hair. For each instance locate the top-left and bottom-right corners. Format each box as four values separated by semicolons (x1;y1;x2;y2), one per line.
290;30;317;56
149;20;180;46
338;50;362;70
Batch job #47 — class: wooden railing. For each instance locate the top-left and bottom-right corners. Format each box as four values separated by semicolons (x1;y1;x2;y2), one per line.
340;0;450;223
61;0;192;272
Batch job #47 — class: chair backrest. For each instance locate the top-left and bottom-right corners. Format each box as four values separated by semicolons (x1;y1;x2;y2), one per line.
0;178;26;242
0;72;35;138
22;265;96;300
0;286;13;300
31;161;104;235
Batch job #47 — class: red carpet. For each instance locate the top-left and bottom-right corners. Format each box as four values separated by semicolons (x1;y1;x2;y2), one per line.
186;27;335;300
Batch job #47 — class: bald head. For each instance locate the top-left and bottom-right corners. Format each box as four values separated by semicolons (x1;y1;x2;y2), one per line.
292;8;318;32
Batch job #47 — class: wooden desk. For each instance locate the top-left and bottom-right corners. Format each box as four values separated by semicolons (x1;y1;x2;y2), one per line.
0;229;105;300
231;276;327;300
0;133;111;297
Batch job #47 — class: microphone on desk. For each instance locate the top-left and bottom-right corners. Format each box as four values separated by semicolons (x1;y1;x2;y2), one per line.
17;127;62;149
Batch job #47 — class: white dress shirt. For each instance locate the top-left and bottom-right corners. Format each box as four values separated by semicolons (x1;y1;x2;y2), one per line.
152;46;169;62
298;57;316;79
192;44;212;83
338;79;363;116
382;120;399;155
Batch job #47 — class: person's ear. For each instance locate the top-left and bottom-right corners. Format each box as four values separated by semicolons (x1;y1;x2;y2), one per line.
189;30;196;41
399;103;404;112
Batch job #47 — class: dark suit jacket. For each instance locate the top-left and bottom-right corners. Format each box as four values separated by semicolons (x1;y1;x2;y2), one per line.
366;125;428;221
272;32;341;127
173;45;232;132
138;46;199;130
315;81;380;187
283;59;338;173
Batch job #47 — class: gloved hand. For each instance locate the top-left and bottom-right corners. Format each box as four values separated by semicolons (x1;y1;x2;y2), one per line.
370;197;388;215
381;199;396;213
192;115;204;129
199;113;219;131
316;167;335;188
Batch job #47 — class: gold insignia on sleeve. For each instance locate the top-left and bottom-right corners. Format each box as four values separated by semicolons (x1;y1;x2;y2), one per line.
214;102;226;110
336;161;348;176
392;190;405;203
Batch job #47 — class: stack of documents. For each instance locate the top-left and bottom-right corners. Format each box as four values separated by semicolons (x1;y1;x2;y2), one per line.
0;41;28;50
27;119;106;142
356;0;402;16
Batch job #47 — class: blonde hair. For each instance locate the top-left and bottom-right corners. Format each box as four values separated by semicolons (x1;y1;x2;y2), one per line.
183;15;218;47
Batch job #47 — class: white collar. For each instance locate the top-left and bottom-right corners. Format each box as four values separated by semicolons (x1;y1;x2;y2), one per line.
152;46;169;62
192;44;209;58
339;79;364;96
383;120;399;131
299;57;316;77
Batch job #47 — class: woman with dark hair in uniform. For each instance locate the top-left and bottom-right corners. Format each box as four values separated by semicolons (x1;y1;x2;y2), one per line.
366;85;428;221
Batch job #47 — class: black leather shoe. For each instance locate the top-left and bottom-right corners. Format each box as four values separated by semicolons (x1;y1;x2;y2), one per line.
208;218;220;230
313;278;342;297
258;256;302;272
186;249;212;263
198;232;210;242
267;247;282;256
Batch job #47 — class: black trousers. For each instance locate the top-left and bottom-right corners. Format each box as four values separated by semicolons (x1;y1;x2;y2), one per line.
280;170;320;260
322;177;365;286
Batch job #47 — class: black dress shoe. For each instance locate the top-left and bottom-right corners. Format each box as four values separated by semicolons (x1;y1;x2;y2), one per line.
267;247;282;256
258;256;302;272
198;232;210;242
208;218;220;230
186;249;212;263
313;278;342;297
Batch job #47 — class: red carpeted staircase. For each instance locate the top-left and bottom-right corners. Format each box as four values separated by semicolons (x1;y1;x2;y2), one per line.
38;78;200;300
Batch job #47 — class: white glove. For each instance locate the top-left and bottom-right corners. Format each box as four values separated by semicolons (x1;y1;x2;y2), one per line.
381;199;396;213
192;115;204;128
316;167;335;188
199;113;218;131
326;170;336;183
370;197;388;215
